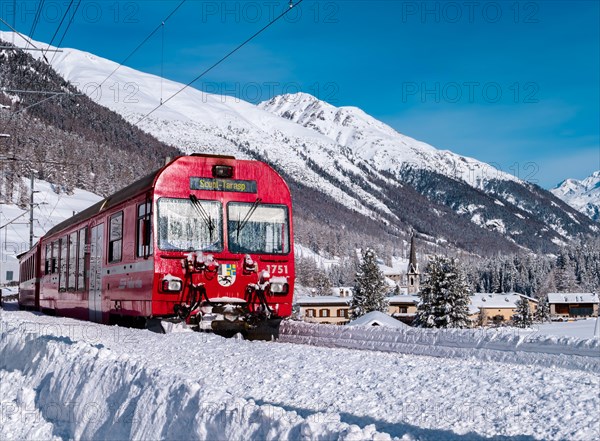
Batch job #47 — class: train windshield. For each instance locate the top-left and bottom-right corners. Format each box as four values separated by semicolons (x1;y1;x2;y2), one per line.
227;203;289;255
157;198;223;251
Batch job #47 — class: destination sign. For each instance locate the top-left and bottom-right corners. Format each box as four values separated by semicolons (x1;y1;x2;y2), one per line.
190;177;257;193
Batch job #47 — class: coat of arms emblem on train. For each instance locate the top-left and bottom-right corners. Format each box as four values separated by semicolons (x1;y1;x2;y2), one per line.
218;264;237;287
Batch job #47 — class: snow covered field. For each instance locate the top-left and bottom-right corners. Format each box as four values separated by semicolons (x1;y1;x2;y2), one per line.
511;318;600;340
1;304;598;440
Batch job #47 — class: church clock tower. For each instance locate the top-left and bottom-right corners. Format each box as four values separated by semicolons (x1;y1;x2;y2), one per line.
407;233;420;294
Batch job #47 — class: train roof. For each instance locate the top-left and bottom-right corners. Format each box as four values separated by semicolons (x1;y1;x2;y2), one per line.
44;167;163;239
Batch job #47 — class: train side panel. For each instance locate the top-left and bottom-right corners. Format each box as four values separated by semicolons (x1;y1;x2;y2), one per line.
99;194;155;323
18;245;41;310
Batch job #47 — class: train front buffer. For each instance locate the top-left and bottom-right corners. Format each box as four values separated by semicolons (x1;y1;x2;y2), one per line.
156;251;292;335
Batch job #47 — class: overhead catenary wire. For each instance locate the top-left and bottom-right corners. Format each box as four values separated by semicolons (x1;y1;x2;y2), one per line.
94;0;187;92
8;92;62;116
0;0;81;130
26;0;46;52
1;89;82;96
51;0;82;64
44;0;75;57
136;0;305;125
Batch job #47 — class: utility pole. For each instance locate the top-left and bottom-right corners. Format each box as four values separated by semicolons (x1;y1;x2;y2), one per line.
29;170;35;248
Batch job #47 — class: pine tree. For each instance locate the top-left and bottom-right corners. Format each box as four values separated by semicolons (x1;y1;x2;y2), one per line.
534;295;551;323
314;270;332;296
554;251;580;293
414;256;471;328
350;248;389;319
512;297;533;328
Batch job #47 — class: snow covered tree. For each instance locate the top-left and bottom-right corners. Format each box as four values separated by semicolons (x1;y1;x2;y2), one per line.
554;251;580;293
512;297;533;328
534;295;550;323
314;270;332;296
350;248;389;319
414;255;471;328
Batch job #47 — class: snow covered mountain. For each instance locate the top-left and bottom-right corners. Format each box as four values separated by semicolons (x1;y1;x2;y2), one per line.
551;171;600;222
259;93;518;190
1;31;597;255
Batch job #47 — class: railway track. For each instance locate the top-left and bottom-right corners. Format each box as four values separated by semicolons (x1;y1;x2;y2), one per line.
276;320;600;373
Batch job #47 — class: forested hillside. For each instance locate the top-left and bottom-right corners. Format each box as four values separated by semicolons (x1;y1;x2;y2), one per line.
0;41;180;200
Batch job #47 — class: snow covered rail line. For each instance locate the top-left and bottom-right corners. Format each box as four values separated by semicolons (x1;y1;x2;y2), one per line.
279;321;600;373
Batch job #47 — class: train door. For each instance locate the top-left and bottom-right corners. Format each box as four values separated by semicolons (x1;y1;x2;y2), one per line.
89;224;104;322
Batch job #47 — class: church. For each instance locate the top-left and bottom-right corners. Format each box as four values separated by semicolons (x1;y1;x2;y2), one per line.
381;233;421;294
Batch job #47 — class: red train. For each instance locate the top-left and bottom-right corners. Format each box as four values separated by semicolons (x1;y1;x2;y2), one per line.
18;154;294;337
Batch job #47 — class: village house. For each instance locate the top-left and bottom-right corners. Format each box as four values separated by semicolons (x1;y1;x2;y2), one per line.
295;289;419;325
296;287;352;324
387;295;419;324
469;293;539;326
547;293;599;319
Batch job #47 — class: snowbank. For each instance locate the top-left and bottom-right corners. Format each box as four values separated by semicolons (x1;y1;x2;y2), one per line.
2;307;598;440
0;313;391;440
280;321;600;373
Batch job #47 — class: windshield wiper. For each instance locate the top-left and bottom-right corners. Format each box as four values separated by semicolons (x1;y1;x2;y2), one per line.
236;198;262;239
189;195;215;240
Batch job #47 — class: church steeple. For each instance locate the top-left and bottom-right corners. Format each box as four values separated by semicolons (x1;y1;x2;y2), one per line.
407;233;420;294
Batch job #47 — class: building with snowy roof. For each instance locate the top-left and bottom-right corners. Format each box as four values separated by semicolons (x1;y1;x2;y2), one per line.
295;289;352;324
469;293;538;326
295;290;420;325
387;295;420;324
547;293;599;319
347;311;408;328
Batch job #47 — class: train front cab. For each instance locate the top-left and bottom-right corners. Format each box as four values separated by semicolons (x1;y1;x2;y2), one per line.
150;155;295;335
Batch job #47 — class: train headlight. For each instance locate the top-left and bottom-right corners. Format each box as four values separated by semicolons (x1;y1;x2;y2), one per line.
212;165;234;178
161;275;183;293
270;277;289;295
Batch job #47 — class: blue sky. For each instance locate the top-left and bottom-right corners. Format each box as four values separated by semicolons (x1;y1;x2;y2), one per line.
1;0;598;188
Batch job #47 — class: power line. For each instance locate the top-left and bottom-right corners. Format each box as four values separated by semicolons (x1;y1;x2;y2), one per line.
51;0;82;64
0;156;76;167
27;0;46;51
136;0;305;125
95;0;187;92
9;92;63;116
44;0;75;57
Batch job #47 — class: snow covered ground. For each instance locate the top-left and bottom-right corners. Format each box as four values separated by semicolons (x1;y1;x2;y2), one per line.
509;318;600;340
1;304;598;440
